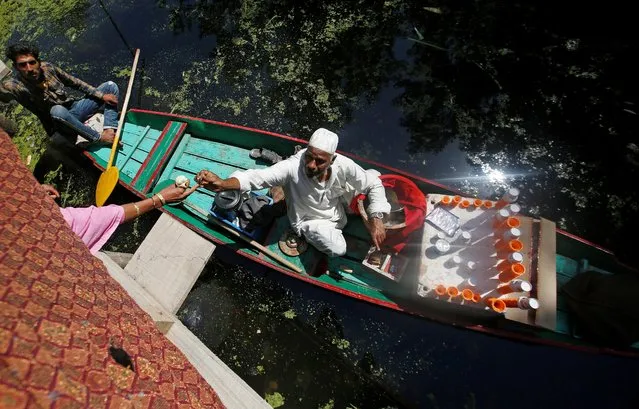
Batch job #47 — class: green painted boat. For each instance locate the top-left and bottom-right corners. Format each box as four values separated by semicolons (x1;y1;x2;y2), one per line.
84;108;639;357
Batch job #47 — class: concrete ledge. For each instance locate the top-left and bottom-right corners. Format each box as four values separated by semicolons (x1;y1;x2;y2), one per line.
96;252;270;409
125;213;216;314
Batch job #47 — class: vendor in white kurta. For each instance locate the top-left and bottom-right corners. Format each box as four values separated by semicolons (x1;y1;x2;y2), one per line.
195;128;391;257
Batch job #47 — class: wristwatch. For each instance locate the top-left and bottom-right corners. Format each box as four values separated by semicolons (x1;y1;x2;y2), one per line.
369;212;384;220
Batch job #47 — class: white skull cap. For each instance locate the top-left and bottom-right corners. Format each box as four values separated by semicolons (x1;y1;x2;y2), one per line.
308;128;339;155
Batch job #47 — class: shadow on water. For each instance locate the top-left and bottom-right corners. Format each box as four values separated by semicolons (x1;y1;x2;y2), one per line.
178;252;639;409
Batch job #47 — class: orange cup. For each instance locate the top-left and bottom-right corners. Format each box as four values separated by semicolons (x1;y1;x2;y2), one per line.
485;298;506;313
504;217;521;229
502;298;519;308
482;200;494;209
460;199;470;208
498;263;526;282
452;195;462;207
462;289;474;301
473;199;483;207
496;239;523;253
440;196;452;206
472;293;482;303
497;283;516;295
435;285;447;296
447;287;460;298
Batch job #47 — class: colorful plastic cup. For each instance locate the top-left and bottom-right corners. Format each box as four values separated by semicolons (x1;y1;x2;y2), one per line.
440;195;452;206
462;289;474;301
435;285;447;296
498;263;526;282
485;297;506;313
447;287;460;298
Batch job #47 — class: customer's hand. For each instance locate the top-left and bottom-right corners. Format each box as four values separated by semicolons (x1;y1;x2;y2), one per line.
157;184;198;204
195;170;224;192
42;184;60;200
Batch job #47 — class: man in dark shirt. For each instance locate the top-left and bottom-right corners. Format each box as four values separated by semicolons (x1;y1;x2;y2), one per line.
0;43;119;145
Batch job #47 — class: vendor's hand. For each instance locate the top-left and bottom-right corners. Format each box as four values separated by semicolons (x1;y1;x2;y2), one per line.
102;94;118;106
367;217;386;250
195;170;224;192
157;184;198;204
42;184;60;200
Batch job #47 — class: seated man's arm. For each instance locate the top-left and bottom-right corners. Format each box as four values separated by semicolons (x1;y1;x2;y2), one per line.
345;161;391;249
197;153;298;192
53;65;104;100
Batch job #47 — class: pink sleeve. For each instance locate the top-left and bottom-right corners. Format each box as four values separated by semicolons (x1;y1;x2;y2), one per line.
59;205;125;254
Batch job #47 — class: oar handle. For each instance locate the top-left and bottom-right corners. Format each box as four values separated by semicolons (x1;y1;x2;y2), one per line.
182;201;304;274
107;48;140;169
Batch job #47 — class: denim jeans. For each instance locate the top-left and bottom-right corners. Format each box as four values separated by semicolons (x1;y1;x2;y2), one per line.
50;81;119;142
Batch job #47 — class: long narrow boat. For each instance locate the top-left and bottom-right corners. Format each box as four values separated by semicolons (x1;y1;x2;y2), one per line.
84;109;639;357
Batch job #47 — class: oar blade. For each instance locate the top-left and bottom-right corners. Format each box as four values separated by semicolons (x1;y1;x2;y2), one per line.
95;167;120;206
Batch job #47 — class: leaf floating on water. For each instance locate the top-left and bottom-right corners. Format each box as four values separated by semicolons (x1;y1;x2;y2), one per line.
265;392;285;408
623;108;637;115
283;309;296;319
424;7;443;14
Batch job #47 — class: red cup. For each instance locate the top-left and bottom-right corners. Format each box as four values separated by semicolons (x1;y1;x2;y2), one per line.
462;289;474;301
485;298;506;313
502;298;520;308
498;263;526;282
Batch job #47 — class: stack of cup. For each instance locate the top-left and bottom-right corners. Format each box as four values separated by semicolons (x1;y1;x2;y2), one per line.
498;263;526;282
494;209;510;226
507;203;521;216
485;297;506;313
434;239;451;255
498;252;524;273
445;255;462;268
502;296;540;310
455;230;472;245
496;188;520;209
461;289;475;302
495;238;524;255
496;279;532;295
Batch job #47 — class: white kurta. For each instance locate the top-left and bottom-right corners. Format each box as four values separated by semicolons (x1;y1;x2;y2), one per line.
232;149;390;256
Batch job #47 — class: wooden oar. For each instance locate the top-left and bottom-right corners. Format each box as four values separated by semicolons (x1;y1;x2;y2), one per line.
181;201;304;274
95;48;141;206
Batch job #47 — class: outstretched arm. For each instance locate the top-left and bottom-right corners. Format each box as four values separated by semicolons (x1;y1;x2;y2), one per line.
120;184;197;222
196;153;297;192
53;65;106;100
195;170;241;192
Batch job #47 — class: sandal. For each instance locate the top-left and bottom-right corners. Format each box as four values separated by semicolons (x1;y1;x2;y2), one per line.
249;148;283;164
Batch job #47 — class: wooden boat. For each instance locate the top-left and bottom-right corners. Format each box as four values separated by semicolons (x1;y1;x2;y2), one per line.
83;109;639;357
